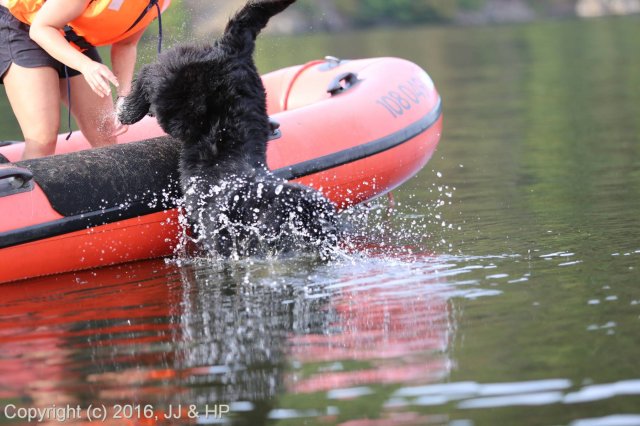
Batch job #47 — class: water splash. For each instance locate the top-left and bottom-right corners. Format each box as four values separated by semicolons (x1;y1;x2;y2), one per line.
165;167;463;268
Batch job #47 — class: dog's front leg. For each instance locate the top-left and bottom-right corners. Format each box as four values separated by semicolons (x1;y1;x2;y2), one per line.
117;65;153;125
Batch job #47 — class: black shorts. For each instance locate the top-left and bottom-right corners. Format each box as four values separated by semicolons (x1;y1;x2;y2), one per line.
0;6;102;83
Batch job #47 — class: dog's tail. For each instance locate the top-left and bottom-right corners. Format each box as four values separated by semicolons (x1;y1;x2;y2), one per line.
220;0;296;55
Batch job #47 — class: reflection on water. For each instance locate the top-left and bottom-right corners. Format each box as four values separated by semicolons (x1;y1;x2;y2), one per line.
7;246;637;425
2;14;640;426
0;251;466;425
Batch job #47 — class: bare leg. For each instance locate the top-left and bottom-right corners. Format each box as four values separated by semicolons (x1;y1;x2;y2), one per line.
60;74;117;148
3;63;61;160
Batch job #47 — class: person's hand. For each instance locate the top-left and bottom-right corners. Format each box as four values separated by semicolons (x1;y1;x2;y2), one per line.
81;60;119;98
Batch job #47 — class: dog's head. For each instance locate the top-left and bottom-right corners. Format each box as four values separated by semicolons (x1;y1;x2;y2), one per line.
117;0;297;146
118;44;236;144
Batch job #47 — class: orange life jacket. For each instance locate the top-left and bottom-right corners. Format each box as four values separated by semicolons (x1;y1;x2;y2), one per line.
7;0;170;47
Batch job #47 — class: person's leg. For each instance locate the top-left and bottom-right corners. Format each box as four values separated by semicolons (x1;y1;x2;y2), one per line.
3;63;61;160
60;75;117;148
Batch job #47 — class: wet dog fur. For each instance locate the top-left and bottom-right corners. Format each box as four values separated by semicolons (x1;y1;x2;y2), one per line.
118;0;339;258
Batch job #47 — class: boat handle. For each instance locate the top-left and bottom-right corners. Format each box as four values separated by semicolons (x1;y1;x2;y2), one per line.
268;118;282;140
327;72;359;96
0;167;33;185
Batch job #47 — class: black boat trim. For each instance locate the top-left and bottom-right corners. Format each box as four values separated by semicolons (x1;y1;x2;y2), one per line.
272;96;442;180
0;202;172;249
0;98;442;249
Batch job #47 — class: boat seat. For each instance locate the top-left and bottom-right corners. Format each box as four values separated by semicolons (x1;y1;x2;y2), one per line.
16;136;182;217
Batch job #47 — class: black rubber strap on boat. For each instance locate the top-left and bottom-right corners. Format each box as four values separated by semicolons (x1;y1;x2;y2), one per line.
17;136;181;217
272;96;442;180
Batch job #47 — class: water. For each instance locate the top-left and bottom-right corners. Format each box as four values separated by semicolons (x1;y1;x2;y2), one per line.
2;16;640;426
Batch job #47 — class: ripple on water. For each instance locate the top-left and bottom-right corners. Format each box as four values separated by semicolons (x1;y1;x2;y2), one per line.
570;415;640;426
386;378;640;411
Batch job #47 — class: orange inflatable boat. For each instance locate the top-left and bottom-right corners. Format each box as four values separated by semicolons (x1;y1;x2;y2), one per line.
0;57;443;283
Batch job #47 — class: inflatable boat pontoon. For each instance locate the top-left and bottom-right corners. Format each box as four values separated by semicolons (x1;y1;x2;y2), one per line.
0;57;443;283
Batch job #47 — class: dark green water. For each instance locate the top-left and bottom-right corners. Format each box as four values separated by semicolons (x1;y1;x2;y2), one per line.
2;17;640;426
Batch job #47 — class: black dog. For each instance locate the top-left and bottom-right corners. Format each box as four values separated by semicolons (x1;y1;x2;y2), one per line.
118;0;339;258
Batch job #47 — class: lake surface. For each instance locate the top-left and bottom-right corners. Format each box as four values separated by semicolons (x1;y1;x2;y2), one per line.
2;16;640;426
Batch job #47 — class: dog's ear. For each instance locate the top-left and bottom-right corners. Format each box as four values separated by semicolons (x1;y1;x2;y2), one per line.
117;65;152;125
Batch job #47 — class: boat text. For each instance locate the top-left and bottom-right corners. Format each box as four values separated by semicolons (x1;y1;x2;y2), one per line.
376;77;430;118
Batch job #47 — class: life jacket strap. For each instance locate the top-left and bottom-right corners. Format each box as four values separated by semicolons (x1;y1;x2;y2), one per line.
63;65;73;141
63;25;93;51
126;0;163;54
155;1;163;54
